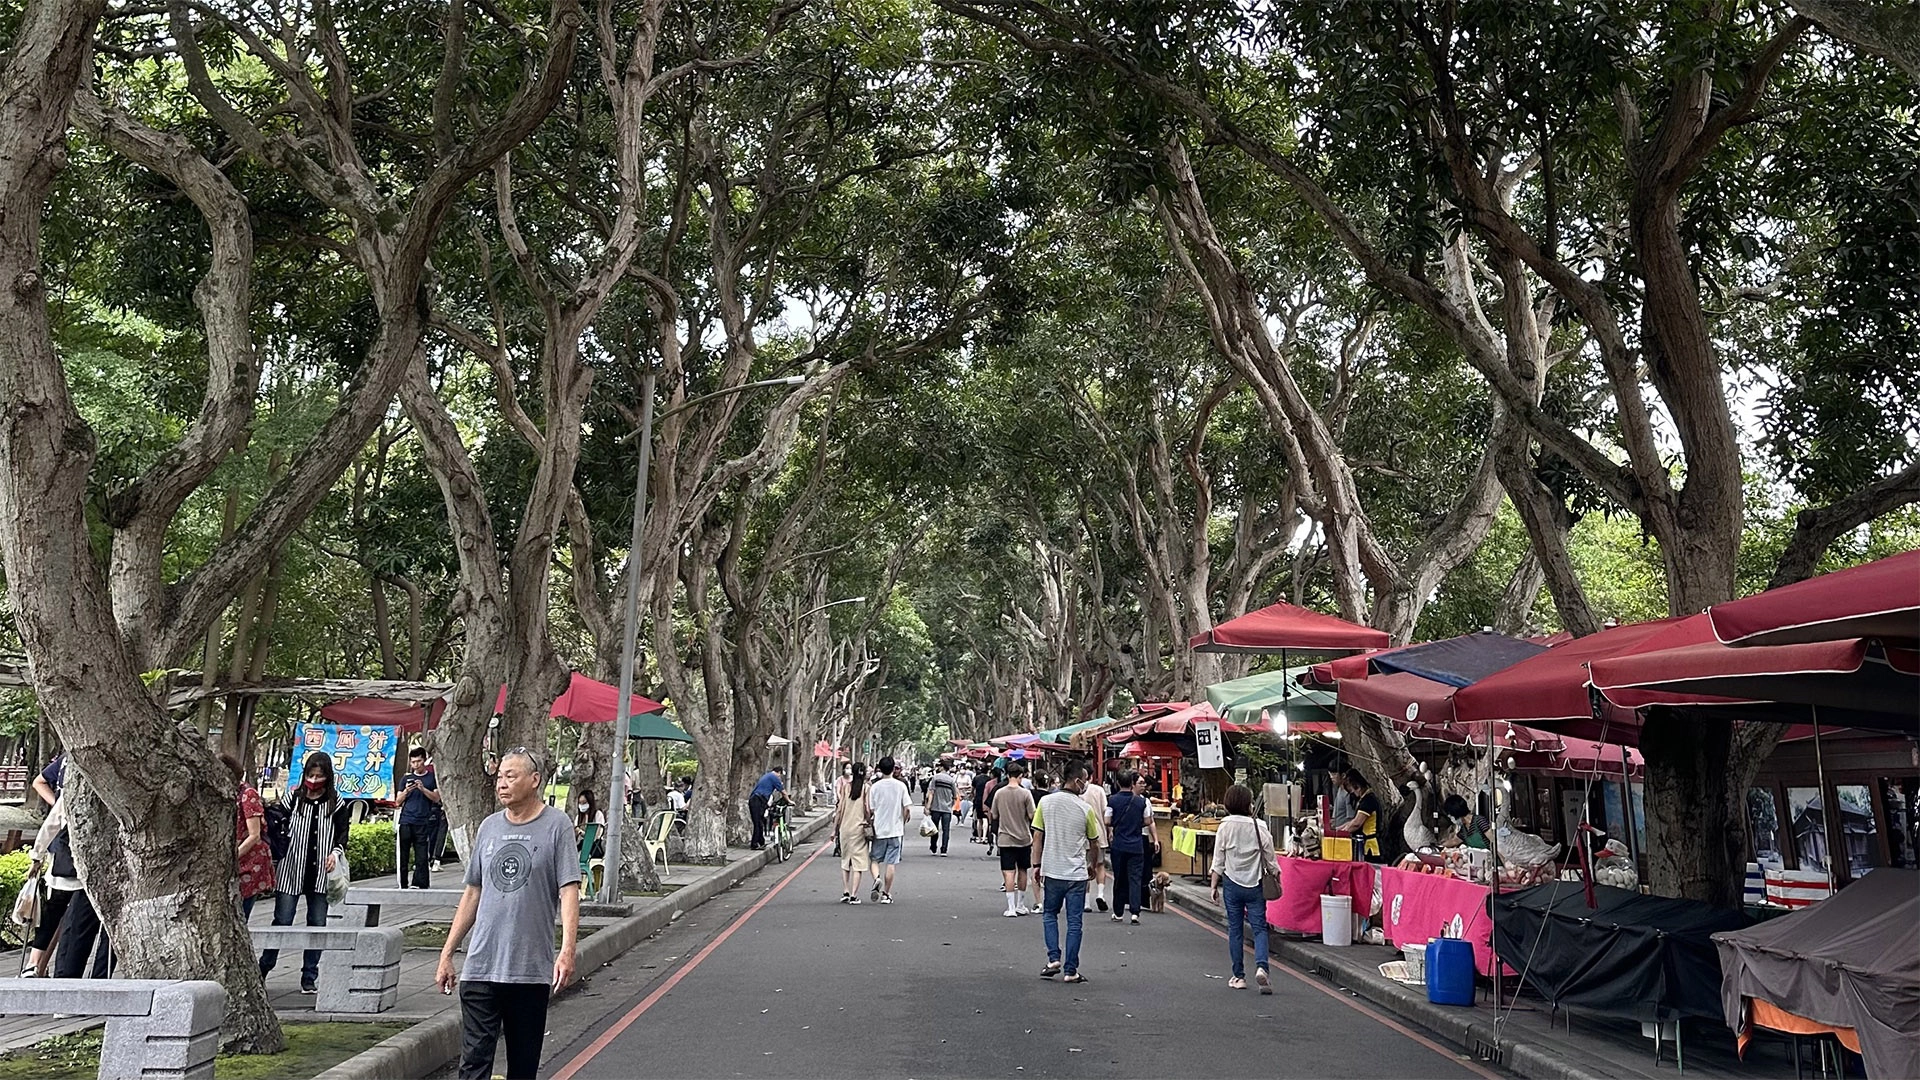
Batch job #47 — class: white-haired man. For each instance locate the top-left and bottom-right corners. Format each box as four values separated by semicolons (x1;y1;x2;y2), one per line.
437;748;581;1079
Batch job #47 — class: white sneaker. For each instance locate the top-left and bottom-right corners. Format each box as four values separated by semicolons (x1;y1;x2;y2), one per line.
1003;908;1019;917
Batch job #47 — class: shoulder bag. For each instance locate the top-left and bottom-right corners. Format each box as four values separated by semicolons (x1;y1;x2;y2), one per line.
1257;820;1282;901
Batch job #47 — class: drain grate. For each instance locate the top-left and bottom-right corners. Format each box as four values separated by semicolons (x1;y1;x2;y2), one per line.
1470;1036;1507;1066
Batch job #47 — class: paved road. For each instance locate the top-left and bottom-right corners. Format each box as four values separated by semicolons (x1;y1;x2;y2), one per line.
534;820;1503;1079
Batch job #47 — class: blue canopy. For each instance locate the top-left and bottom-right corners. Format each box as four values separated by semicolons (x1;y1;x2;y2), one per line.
1370;632;1547;688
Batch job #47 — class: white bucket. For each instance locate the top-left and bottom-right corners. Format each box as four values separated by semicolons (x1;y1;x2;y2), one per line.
1403;941;1427;981
1320;894;1354;946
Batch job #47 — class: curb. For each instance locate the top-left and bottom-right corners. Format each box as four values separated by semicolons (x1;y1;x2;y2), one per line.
1167;884;1618;1080
313;810;835;1080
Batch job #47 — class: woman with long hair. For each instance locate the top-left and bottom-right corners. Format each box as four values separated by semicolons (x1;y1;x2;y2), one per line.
1210;783;1275;993
260;751;352;993
836;762;873;904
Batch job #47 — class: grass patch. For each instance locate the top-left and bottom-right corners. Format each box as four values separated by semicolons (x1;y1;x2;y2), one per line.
402;922;601;950
0;1022;408;1080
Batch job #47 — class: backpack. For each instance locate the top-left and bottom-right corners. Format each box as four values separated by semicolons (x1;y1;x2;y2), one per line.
264;802;293;862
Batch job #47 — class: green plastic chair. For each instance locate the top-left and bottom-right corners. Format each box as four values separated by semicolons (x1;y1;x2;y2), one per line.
579;822;604;892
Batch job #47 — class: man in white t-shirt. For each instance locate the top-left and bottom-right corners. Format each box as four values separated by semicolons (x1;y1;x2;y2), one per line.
1032;762;1101;984
865;756;911;904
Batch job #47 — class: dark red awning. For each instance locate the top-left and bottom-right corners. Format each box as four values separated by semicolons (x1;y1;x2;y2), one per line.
1115;740;1186;760
1591;636;1919;730
319;697;446;732
1338;671;1457;727
1190;602;1390;654
1708;549;1918;648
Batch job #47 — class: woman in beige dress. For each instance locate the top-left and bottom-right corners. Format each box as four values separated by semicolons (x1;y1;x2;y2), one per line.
837;762;873;903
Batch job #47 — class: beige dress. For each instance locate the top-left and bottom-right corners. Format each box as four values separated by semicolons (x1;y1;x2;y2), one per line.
837;790;872;872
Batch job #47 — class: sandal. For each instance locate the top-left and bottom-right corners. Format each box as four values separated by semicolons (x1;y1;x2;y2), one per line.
1227;976;1247;990
1038;961;1062;978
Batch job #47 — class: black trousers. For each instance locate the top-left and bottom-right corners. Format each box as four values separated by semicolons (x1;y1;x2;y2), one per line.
927;810;951;853
30;887;76;952
1112;847;1147;915
52;890;113;978
459;981;552;1079
398;822;435;888
748;794;769;848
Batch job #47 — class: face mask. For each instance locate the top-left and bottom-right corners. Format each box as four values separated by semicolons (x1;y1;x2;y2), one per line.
577;801;589;812
304;777;324;791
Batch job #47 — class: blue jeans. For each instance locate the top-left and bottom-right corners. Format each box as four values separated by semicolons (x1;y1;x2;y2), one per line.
1222;879;1269;979
1041;877;1087;974
260;891;328;984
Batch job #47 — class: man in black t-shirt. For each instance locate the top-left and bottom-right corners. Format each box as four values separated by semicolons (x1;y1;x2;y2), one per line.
970;768;992;844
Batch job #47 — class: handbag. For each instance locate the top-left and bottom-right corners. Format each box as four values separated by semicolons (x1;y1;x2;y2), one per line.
1259;823;1282;901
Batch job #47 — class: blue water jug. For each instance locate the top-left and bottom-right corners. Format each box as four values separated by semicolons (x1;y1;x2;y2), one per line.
1425;937;1476;1007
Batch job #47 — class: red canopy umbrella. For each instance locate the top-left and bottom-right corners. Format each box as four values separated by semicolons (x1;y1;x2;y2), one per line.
1708;549;1919;647
1191;602;1390;654
492;672;668;723
1104;702;1265;741
1338;670;1457;727
1547;736;1644;778
1306;645;1408;688
1450;617;1708;736
812;740;846;760
1590;636;1919;730
1116;739;1185;759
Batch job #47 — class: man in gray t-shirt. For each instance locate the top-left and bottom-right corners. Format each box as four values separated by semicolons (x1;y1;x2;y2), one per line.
437;750;581;1080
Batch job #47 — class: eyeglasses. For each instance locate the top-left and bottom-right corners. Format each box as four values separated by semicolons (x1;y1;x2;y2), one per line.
500;746;544;775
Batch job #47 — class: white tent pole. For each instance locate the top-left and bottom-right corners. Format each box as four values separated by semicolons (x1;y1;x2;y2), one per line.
1811;706;1836;895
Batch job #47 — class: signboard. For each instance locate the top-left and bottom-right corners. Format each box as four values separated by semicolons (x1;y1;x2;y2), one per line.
291;723;399;800
1194;720;1224;770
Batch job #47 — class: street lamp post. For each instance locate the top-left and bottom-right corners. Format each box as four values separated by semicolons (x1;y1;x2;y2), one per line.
600;371;807;904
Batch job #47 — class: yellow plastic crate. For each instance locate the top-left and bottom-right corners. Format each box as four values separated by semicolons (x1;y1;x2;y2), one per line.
1321;836;1355;861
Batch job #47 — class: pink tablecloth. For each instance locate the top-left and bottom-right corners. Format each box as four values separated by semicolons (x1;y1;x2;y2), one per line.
1379;866;1513;976
1268;857;1376;934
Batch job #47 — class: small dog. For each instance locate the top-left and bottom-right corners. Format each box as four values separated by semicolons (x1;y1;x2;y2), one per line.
1282;817;1323;859
1148;871;1171;913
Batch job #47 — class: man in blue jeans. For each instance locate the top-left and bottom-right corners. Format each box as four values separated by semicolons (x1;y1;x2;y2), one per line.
1030;762;1102;984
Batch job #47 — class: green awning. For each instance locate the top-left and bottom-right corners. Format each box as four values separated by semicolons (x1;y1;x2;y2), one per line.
625;711;693;743
1205;667;1336;727
1036;716;1115;744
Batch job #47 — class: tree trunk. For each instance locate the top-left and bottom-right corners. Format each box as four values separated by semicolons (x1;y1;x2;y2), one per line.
1640;707;1745;908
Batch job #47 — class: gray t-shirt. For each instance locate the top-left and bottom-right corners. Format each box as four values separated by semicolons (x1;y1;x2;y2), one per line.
461;806;581;984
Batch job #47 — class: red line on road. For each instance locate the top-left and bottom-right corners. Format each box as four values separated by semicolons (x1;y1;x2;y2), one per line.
1168;902;1504;1080
550;842;831;1080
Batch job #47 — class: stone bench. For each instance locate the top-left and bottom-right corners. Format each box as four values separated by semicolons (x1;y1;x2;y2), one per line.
341;886;466;928
250;926;402;1014
0;978;223;1079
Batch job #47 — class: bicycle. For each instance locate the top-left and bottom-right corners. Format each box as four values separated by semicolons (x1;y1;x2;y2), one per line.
769;801;795;862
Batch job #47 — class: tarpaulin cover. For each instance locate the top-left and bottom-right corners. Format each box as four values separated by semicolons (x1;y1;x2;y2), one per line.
1708;548;1919;647
1190;602;1390;654
1713;868;1919;1079
1491;884;1751;1023
1370;632;1548;688
320;696;446;731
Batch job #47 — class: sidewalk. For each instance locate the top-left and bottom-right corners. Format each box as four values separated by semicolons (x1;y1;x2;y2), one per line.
1166;879;1811;1080
0;808;835;1077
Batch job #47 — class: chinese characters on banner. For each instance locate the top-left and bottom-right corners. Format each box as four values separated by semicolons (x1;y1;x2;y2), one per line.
292;723;399;800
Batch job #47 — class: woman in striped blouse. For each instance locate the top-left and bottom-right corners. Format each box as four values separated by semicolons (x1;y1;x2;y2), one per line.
258;751;353;993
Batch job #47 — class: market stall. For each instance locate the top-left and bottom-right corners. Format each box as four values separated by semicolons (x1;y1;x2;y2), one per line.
1380;866;1514;976
1268;857;1375;936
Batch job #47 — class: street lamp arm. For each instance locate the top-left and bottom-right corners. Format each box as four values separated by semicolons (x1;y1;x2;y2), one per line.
619;374;809;441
